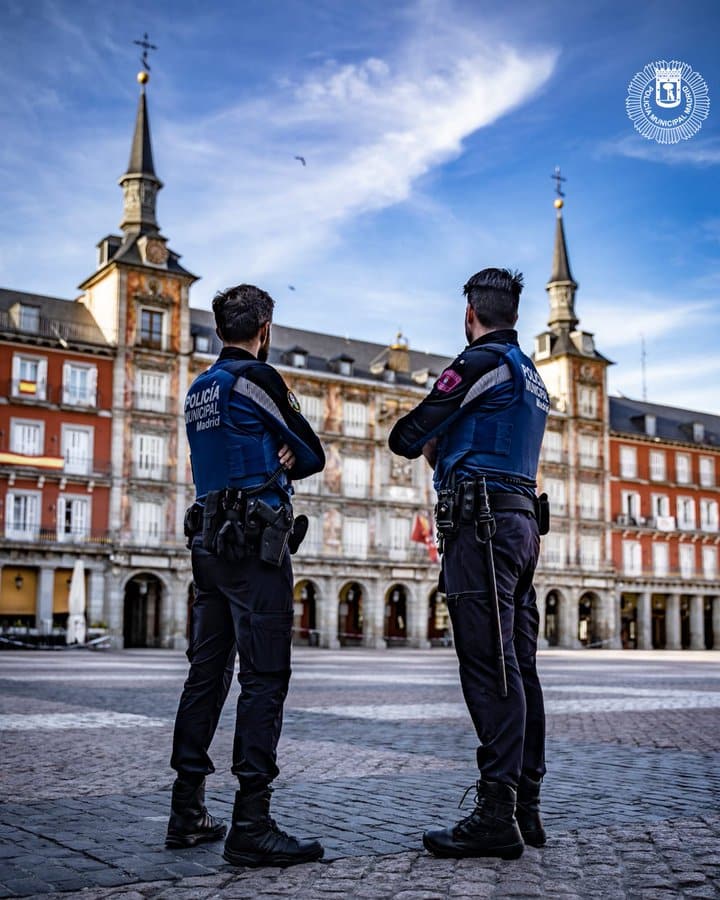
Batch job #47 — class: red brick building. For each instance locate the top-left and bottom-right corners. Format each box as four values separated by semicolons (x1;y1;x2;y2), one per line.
0;290;113;633
610;399;720;649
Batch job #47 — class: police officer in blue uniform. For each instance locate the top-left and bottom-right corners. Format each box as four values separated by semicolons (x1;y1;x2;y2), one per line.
389;269;549;860
166;284;326;867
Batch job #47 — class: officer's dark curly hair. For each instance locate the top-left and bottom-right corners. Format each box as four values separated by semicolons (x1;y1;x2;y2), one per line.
463;268;523;329
212;284;275;343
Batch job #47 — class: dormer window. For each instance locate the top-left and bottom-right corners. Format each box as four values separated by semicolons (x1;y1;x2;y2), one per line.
18;304;40;333
382;366;396;384
194;334;211;354
693;422;705;443
284;346;308;368
644;414;656;436
328;354;354;377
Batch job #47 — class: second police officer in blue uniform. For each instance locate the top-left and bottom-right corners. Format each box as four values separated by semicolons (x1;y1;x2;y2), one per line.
389;268;550;860
166;284;326;867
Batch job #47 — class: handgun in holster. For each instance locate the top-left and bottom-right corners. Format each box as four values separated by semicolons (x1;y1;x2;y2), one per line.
201;491;225;552
253;500;294;567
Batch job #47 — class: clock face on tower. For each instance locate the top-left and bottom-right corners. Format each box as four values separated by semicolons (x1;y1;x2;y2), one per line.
145;239;168;265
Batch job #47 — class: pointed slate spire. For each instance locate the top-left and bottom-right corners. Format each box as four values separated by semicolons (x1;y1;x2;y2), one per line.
549;210;576;287
118;72;163;235
127;88;156;177
546;196;579;333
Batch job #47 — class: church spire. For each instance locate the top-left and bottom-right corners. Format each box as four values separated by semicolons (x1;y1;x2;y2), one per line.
118;69;163;236
546;167;578;333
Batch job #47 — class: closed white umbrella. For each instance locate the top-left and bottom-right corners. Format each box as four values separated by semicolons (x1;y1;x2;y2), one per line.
66;559;86;645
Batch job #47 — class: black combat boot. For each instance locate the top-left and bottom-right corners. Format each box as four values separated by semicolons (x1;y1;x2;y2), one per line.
423;780;524;860
516;774;546;847
223;788;324;867
165;777;227;848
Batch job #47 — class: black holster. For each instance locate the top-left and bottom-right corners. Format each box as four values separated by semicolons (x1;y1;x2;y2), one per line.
536;493;550;535
201;491;225;552
246;499;294;567
183;503;203;549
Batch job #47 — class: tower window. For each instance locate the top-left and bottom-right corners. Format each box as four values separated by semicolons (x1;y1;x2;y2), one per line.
139;309;164;350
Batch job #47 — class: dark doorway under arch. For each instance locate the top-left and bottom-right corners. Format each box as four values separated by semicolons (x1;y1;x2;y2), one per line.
123;574;162;648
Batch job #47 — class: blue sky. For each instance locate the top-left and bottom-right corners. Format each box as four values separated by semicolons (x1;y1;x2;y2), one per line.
1;0;719;411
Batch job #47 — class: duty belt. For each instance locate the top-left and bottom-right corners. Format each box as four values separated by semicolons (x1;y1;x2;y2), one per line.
434;479;549;544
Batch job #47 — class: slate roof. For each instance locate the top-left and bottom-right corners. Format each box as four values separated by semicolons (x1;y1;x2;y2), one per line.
609;396;720;447
0;288;108;347
189;308;452;387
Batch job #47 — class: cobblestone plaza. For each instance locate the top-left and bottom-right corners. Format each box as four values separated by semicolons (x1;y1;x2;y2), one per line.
0;648;719;898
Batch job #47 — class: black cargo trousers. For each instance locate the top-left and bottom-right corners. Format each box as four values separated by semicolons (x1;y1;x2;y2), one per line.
443;509;546;788
170;537;294;792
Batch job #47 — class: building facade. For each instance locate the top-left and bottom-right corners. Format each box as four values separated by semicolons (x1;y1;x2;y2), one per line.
0;72;717;651
609;398;720;650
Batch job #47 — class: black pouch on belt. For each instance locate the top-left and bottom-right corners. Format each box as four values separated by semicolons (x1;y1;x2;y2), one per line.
201;491;224;552
215;507;247;562
536;492;550;535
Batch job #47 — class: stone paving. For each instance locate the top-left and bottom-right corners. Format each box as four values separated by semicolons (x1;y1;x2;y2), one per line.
0;648;719;898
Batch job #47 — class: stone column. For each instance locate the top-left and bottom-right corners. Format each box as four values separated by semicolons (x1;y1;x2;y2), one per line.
364;583;386;649
689;595;705;651
665;594;681;650
319;577;340;649
713;597;720;652
87;568;105;626
637;592;652;649
36;567;54;634
561;592;580;649
408;586;430;649
166;573;188;650
106;568;125;648
609;592;623;649
536;590;548;650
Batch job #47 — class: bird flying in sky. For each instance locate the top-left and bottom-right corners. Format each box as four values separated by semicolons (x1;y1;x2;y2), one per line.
294;156;306;166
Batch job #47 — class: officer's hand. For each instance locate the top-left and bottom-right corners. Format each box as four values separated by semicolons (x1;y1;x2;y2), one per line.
278;444;296;470
422;437;438;469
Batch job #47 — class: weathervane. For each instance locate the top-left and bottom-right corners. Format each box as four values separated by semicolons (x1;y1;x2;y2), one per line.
134;32;157;72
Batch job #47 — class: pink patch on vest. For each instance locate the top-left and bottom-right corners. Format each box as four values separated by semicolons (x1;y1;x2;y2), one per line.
436;369;462;393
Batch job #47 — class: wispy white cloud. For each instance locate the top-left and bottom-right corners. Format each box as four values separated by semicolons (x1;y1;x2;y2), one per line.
155;11;557;288
581;295;714;349
598;134;720;167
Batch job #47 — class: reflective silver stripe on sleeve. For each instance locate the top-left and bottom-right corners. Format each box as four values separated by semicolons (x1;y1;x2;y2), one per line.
459;363;512;408
233;377;286;424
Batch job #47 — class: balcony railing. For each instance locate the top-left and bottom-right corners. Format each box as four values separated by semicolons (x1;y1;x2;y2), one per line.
6;380;103;409
3;528;113;545
133;392;174;413
131;464;172;481
0;309;105;345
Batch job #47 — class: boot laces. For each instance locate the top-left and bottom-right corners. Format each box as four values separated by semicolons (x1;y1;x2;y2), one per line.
454;781;485;834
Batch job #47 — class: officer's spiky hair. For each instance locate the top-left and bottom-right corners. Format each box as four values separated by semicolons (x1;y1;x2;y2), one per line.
463;267;523;329
213;284;275;343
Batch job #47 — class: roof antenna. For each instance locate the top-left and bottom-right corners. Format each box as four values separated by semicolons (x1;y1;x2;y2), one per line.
640;333;647;402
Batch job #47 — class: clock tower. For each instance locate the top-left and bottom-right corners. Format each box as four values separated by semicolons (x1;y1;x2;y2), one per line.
533;184;617;650
78;68;198;648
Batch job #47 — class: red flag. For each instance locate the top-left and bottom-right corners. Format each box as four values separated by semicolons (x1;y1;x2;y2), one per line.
411;513;439;564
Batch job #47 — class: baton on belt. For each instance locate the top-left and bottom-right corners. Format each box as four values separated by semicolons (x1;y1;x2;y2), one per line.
475;476;508;699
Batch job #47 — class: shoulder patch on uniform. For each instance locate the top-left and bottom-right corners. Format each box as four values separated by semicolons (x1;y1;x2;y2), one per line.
287;390;301;413
436;369;463;393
